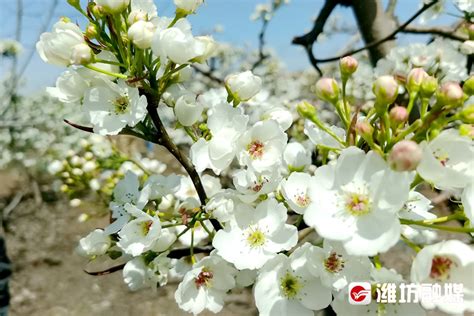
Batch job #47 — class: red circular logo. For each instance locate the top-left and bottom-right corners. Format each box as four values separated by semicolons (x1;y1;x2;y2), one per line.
350;285;369;302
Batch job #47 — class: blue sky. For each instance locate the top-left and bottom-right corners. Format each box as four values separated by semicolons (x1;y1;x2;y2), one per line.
0;0;460;93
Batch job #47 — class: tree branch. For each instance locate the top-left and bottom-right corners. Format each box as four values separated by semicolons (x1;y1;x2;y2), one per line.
313;0;439;64
292;0;340;75
401;25;466;42
142;91;222;231
251;18;270;70
191;64;224;84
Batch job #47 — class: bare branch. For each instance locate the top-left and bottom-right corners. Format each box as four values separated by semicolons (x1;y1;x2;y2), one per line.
251;18;270;70
401;25;467;42
314;0;440;64
292;0;340;75
191;64;224;84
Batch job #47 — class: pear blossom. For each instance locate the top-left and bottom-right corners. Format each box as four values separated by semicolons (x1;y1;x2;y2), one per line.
232;168;280;203
304;147;413;256
417;129;474;190
127;20;155;49
106;171;149;234
462;183;474;226
130;0;158;22
83;79;148;135
116;204;162;256
281;172;314;214
304;120;345;149
174;0;204;14
283;142;311;171
175;252;237;314
399;191;438;243
76;229;111;258
47;69;89;104
306;240;372;291
411;240;474;314
212;198;297;270
204;190;240;223
36;20;86;67
191;103;249;174
238;120;287;172
95;0;130;13
123;253;172;291
225;71;262;102
254;244;332;316
143;174;181;200
151;18;204;64
174;94;203;126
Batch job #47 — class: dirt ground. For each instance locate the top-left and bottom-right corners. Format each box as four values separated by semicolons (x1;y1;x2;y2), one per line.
0;169;465;316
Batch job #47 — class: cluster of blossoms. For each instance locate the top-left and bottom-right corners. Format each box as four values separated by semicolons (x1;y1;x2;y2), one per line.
37;0;474;315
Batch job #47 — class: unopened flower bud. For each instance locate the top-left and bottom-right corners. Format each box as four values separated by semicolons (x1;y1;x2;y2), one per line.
389;106;408;124
463;76;474;96
373;75;398;105
296;101;316;120
420;75;438;98
315;78;339;104
194;36;217;63
436;82;464;106
339;56;358;78
67;0;81;9
128;20;155;49
174;0;204;15
225;71;262;103
70;43;93;65
85;24;99;39
388;140;422;171
175;94;203;126
95;0;130;14
355;120;373;136
461;40;474;55
459;104;474;124
406;68;427;94
459;124;474;139
128;10;148;24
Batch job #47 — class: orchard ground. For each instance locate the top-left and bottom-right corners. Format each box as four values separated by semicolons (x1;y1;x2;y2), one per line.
0;168;467;316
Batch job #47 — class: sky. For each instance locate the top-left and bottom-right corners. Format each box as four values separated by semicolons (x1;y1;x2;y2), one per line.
0;0;461;93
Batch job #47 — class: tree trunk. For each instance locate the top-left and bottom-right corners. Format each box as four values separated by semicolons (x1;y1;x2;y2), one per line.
351;0;396;66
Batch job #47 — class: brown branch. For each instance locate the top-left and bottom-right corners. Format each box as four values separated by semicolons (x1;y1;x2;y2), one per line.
84;247;213;276
314;0;439;64
402;25;466;42
293;0;439;72
142;91;222;231
251;18;270;70
292;0;340;75
191;65;224;84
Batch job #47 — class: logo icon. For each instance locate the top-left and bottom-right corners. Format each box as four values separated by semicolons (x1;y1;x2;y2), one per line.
349;282;372;305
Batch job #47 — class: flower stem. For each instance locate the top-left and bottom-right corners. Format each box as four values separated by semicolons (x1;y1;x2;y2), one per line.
400;218;474;233
84;64;127;79
400;234;421;252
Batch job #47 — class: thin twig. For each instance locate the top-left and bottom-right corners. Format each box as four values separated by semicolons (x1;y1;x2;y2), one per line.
313;0;439;64
293;0;439;72
191;65;224;84
402;25;466;42
251;18;270;70
142;91;222;231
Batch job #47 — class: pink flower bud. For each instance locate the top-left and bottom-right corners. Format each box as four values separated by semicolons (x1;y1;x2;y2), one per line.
315;78;339;104
389;106;408;124
406;68;427;93
373;76;399;105
436;82;464;106
355;120;373;136
339;56;358;77
388;140;422;171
